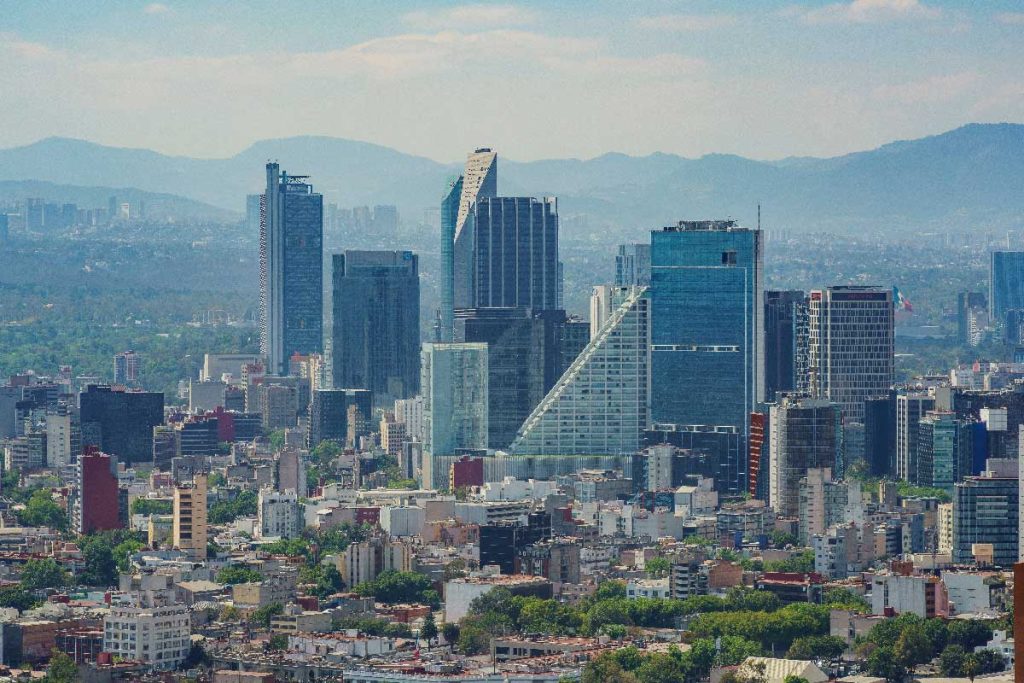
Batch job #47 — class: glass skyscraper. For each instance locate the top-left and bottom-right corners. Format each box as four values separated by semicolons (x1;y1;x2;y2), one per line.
260;163;323;376
649;220;763;491
439;177;463;342
330;250;420;405
989;251;1024;324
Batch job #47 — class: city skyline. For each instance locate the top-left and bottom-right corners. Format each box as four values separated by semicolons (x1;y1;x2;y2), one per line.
1;2;1022;162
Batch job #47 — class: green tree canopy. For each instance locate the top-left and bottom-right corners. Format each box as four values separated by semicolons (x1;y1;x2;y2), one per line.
20;558;70;591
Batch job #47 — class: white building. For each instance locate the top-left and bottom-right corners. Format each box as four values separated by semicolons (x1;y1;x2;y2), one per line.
103;579;190;670
380;506;425;537
394;397;425;443
44;411;73;469
258;488;302;539
674;478;718;517
626;578;670;599
478;477;556;502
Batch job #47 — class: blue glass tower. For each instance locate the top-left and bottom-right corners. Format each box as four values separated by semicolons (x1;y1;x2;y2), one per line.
649;220;763;493
439;177;463;343
989;251;1024;324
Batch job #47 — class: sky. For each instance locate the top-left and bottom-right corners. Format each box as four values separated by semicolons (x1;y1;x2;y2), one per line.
0;0;1022;162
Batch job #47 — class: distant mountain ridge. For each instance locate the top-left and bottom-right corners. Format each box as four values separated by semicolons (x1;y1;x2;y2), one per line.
0;123;1021;235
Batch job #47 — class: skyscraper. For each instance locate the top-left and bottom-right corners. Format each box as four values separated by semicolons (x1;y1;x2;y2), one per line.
330;250;420;404
896;392;935;483
615;243;651;286
80;385;163;464
113;350;140;387
260;163;323;376
808;286;894;424
990;251;1024;325
452;149;498;311
768;397;843;518
649;220;763;492
511;286;648;456
308;388;373;449
764;290;806;401
456;308;566;450
957;291;987;345
439;176;463;342
953;460;1017;567
421;343;488;489
470;196;559;311
75;450;122;535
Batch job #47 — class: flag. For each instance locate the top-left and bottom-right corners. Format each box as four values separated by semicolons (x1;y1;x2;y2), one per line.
893;286;913;312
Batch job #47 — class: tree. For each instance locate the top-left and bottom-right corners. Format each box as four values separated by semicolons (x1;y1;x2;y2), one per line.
357;570;439;607
786;635;845;661
267;634;289;651
80;542;117;587
645;557;670;577
715;636;764;667
867;645;908;682
129;498;172;516
895;624;933;668
216;565;262;585
939;644;967;677
822;587;870;613
421;612;438;645
946;620;994;650
20;558;70;591
441;622;459;646
18;490;68;530
208;489;258;524
0;585;40;611
44;649;78;683
581;651;639;683
252;602;284;627
969;649;1006;676
783;677;810;683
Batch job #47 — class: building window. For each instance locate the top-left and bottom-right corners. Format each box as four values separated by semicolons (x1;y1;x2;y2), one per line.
722;251;737;265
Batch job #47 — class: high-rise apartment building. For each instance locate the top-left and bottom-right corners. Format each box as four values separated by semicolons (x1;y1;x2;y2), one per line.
104;574;190;670
990;252;1024;325
421;343;488;489
957;291;987;345
649;220;763;493
75;450;122;534
917;411;972;490
260;163;323;376
510;286;649;457
896;392;935;483
79;385;163;464
257;487;301;539
113;350;140;387
808;286;894;424
768;397;842;518
764;290;807;401
173;472;207;560
330;250;420;404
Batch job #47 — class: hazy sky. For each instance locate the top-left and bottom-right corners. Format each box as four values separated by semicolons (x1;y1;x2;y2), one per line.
1;0;1022;162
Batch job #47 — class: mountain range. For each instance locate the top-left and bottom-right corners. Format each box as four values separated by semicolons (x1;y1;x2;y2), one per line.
0;123;1022;236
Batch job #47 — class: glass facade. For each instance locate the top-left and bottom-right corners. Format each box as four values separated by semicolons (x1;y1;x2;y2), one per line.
330;250;420;405
261;163;323;375
510;286;648;456
649;220;763;436
953;474;1018;566
439;177;462;342
768;397;842;517
990;251;1024;324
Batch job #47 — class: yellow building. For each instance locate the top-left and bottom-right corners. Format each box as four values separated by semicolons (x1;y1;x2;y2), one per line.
173;473;208;559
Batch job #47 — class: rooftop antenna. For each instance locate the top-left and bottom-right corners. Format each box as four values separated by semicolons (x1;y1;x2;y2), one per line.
757;203;761;232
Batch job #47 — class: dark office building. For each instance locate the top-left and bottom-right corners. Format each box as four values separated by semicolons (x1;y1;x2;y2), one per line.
642;428;743;494
260;163;323;376
957;291;986;344
177;417;219;456
864;393;896;477
471;196;559;311
331;251;420;404
478;511;551;574
455;308;565;449
559;317;590;374
308;389;372;448
79;385;163;464
764;290;806;401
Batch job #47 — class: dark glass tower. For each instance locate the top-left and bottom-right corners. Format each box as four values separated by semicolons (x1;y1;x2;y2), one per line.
990;251;1024;325
331;250;420;405
79;385;164;464
764;290;806;401
260;163;323;376
649;220;763;493
471;196;559;310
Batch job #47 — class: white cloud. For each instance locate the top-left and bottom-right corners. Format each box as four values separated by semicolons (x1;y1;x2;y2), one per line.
872;72;977;105
995;12;1024;25
800;0;940;25
143;3;171;15
401;4;537;31
634;14;738;32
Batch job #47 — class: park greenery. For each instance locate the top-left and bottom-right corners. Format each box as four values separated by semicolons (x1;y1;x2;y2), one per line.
129;498;173;516
356;570;440;608
208;490;258;524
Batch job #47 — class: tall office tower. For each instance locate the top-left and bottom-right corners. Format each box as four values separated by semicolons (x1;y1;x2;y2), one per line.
0;213;9;244
917;411;972;490
173;472;208;560
560;317;590;373
455;308;565;450
439;176;463;342
957;291;987;345
330;251;420;404
421;343;488;489
113;350;140;387
615;243;651;286
45;406;75;469
307;388;372;448
764;290;806;401
453;150;498;306
395;396;425;443
74;450;122;534
953;461;1017;566
245;193;262;234
80;385;164;464
896;392;935;483
768;397;842;517
990;252;1024;325
649;220;763;493
807;286;894;424
24;198;44;231
864;392;896;477
470;196;559;310
260;163;324;376
510;286;649;456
